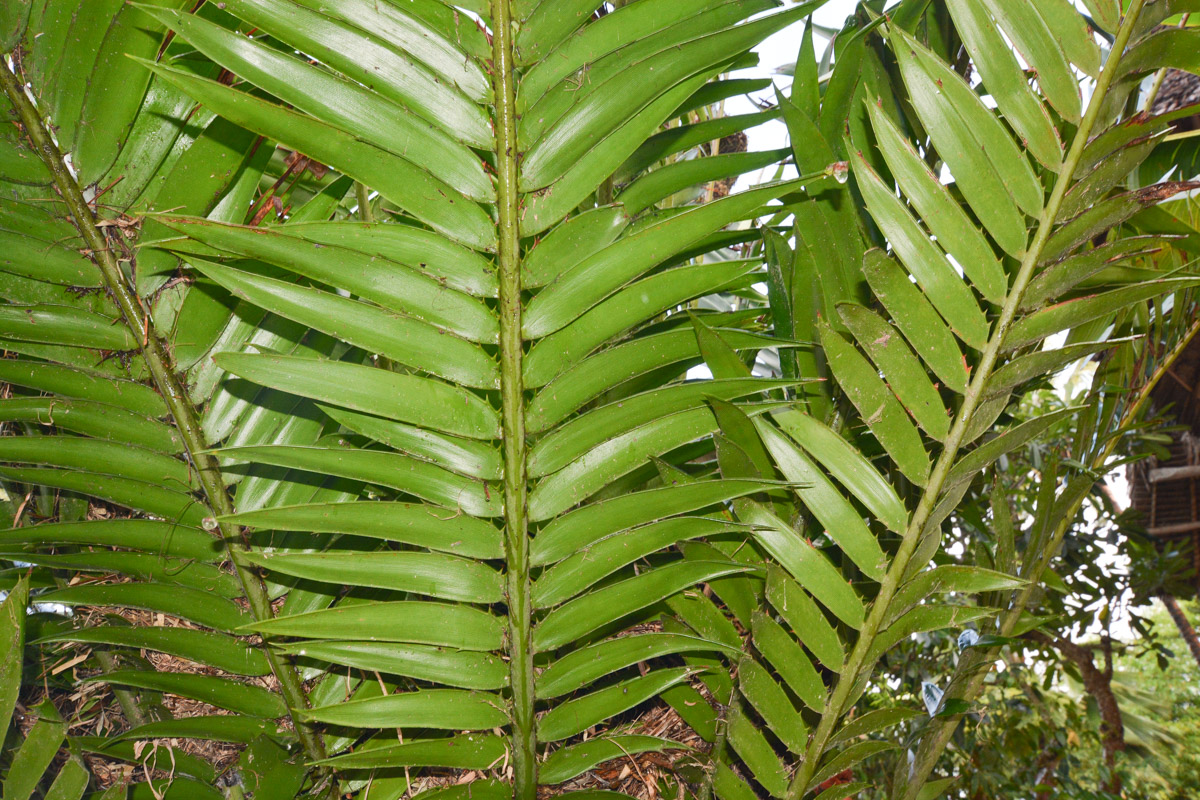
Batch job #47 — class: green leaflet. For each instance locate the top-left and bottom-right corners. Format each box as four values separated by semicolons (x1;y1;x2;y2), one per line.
0;304;137;351
772;408;909;533
1118;27;1200;78
531;479;778;565
318;736;508;771
216;0;490;144
67;1;188;186
272;641;508;691
0;361;166;419
622;109;778;181
537;633;738;699
533;517;752;609
158;218;499;340
751;610;827;712
976;0;1083;122
524;259;761;386
529;404;780;520
1061;133;1168;220
538;667;700;742
244;602;505;650
5;702;68;800
891;25;1042;257
866;101;1009;302
141;6;492;199
943;0;1063;170
529;378;796;460
36;626;270;677
241;550;504;604
738;656;808;752
0;229;101;286
519;5;813;189
215;354;500;440
866;606;995;663
942;408;1079;493
286;0;491;101
268;221;498;298
889;565;1025;625
0;519;217;561
34;583;249;631
726;704;789;797
0;466;207;528
300;690;506;730
619;148;792;215
862;250;972;394
70;742;212;792
527;326;784;424
829;707;923;745
818;319;931;486
516;0;607;63
320;405;503;481
713;761;762;800
986;340;1129;397
141;60;495;250
765;565;845;671
806;741;897;793
520;0;774;103
522;206;629;289
0;578;27;738
533;561;755;651
219;444;501;517
519;73;713;237
1041;192;1164;263
756;419;891;579
738;502;866;629
223;501;503;560
525;179;808;339
0;551;238;598
1004;279;1200;350
190;258;499;389
541;736;691;784
852;151;990;350
0;398;181;453
1021;237;1169;310
85;670;287;719
836;304;951;441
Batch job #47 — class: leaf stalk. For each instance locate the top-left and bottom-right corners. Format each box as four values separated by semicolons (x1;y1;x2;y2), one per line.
489;2;538;797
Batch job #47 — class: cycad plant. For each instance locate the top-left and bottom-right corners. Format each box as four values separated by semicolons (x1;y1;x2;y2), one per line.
1;0;1199;798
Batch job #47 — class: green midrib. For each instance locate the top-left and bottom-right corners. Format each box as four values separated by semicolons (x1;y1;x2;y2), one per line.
490;2;538;798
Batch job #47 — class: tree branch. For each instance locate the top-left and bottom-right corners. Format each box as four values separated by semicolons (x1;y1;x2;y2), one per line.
1162;594;1200;670
1026;631;1125;790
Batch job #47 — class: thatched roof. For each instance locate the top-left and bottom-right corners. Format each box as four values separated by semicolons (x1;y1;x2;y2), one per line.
1151;69;1200;125
1128;331;1200;597
1123;70;1200;596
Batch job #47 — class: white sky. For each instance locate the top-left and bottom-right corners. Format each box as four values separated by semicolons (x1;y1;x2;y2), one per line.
727;0;869;187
